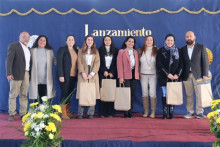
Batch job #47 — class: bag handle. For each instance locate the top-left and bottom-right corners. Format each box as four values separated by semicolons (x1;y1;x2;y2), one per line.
105;76;112;79
119;83;125;87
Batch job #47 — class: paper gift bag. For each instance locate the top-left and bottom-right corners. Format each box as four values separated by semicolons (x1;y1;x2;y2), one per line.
166;82;183;105
114;85;131;111
197;83;213;108
79;81;96;106
100;79;116;102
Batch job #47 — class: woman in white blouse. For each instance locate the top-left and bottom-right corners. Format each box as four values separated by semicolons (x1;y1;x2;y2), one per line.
138;35;158;118
76;35;100;119
98;35;118;117
117;36;139;118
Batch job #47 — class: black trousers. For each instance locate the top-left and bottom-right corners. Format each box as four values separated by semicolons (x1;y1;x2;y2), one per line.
38;84;47;103
59;76;77;103
99;75;115;117
124;78;137;115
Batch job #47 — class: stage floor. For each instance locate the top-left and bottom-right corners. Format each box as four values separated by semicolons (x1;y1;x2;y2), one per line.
0;113;216;142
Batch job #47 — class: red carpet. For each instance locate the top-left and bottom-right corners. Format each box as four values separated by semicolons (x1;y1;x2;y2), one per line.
0;113;216;142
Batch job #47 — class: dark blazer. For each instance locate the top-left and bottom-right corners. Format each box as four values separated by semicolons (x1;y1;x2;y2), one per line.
6;42;30;80
156;47;183;86
98;46;118;79
181;43;209;80
57;46;78;81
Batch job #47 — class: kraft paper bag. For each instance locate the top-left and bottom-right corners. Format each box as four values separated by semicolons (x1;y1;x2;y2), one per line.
114;85;131;111
197;83;213;108
79;82;96;106
166;81;183;105
100;79;116;102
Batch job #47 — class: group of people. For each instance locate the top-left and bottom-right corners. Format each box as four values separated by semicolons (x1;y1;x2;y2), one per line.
6;30;209;121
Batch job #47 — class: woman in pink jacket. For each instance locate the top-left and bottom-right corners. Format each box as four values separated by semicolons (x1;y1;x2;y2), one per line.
117;36;139;118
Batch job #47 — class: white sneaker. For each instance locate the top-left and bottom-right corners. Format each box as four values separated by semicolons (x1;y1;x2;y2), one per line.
184;113;194;119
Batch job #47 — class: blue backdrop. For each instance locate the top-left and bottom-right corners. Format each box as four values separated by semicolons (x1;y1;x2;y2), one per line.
0;0;220;115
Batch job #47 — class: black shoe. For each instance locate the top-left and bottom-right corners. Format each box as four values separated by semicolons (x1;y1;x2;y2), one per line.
128;113;133;118
169;106;174;119
124;114;129;118
162;107;168;119
77;115;83;119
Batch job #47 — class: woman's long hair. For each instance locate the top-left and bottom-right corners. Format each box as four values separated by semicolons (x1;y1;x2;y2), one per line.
121;36;136;49
32;35;52;50
81;34;97;54
65;35;77;50
139;35;157;56
100;35;116;56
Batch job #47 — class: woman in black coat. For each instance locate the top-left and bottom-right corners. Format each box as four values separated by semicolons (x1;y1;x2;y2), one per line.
57;35;78;119
98;35;118;117
156;34;183;119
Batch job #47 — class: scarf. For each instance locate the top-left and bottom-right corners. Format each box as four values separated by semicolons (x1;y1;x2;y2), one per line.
164;43;179;65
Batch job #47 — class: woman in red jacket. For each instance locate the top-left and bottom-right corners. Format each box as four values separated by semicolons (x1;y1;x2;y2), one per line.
117;36;139;118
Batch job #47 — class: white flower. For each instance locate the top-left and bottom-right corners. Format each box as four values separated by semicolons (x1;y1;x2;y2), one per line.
31;113;36;119
41;96;48;102
39;122;46;129
34;126;40;132
31;123;37;129
31;132;36;137
36;131;41;137
39;104;46;112
43;114;49;118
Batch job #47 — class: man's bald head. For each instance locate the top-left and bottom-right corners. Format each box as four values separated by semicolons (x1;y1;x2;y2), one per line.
185;31;196;46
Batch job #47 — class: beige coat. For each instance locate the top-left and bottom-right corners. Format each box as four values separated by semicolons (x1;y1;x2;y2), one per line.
29;48;56;99
76;49;100;99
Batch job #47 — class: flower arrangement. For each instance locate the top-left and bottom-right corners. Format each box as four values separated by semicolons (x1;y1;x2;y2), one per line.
207;99;220;147
22;96;63;147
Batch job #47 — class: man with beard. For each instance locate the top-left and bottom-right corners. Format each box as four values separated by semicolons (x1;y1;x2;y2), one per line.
181;31;209;119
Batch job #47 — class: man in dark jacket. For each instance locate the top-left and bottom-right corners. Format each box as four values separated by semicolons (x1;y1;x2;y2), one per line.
6;31;31;121
181;31;209;119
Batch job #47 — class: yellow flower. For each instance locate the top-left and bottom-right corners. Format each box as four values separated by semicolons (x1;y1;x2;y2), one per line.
211;102;219;110
24;122;32;132
30;102;39;107
50;113;61;122
45;122;56;132
211;99;220;104
33;112;44;119
52;105;62;113
49;133;54;139
22;113;31;122
24;131;28;136
207;112;213;119
217;118;220;124
207;111;218;119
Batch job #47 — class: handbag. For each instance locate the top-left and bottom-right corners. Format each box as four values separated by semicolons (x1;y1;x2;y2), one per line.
114;83;131;111
197;78;213;108
79;80;96;106
100;78;116;102
166;81;183;105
